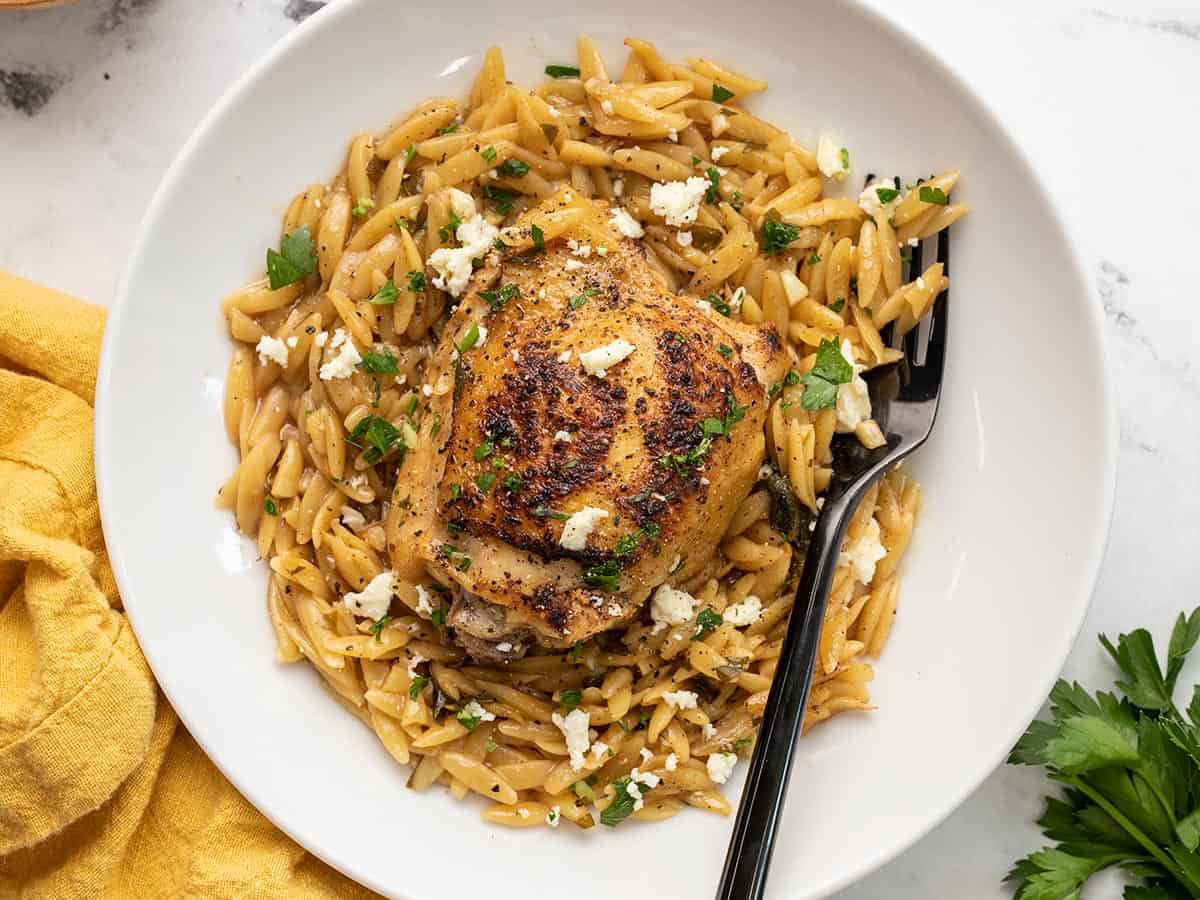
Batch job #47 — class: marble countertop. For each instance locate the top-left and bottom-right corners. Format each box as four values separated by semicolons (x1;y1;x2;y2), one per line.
3;0;1197;896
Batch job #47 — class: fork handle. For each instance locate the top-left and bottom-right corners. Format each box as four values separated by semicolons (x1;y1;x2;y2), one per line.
715;501;856;900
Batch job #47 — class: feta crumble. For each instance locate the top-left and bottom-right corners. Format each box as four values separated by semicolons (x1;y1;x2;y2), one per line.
314;331;329;348
591;742;610;759
650;584;697;627
676;230;693;247
579;339;635;377
665;753;678;771
285;335;299;349
415;584;434;616
609;206;644;238
702;723;717;740
553;430;573;443
649;176;709;227
339;506;367;529
612;177;625;197
710;145;729;162
475;323;488;346
559;505;609;551
447;187;477;221
567;239;593;257
318;330;362;380
640;747;653;764
707;752;738;785
564;258;586;272
427;214;500;297
255;335;289;368
557;349;572;363
461;699;496;723
626;779;644;811
552;708;591;771
816;135;849;181
662;690;699;710
517;808;531;819
859;178;900;217
343;570;394;620
723;596;763;627
840;516;888;585
835;339;872;432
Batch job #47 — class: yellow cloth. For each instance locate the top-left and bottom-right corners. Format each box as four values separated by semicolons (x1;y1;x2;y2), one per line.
0;272;374;899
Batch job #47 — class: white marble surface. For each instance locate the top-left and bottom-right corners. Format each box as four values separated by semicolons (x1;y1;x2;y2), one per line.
2;1;1198;896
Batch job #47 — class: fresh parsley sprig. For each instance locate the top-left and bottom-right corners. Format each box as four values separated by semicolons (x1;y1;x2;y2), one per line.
1007;607;1200;900
799;339;853;410
266;225;318;289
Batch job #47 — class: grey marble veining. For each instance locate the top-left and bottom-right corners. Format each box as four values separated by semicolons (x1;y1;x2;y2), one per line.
2;1;1198;898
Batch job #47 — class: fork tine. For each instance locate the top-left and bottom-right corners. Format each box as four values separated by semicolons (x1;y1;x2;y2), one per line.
899;236;924;358
923;227;950;372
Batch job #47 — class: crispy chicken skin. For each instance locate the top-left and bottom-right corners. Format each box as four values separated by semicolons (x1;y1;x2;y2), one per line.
388;203;788;658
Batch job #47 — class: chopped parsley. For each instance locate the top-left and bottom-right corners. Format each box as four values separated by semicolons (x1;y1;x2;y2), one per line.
404;144;417;164
408;674;429;698
533;506;569;521
875;186;900;204
530;223;545;253
760;217;800;254
918;184;948;205
693;607;723;640
475;472;497;492
457;703;485;731
458;322;481;353
438;122;459;135
449;483;462;501
474;439;494;461
614;523;661;558
711;83;735;104
484;184;515;215
432;598;449;624
263;495;278;516
266;225;318;289
439;543;471;573
406;270;426;293
497;158;530;178
799;338;854;410
560;689;582;712
839;147;850;170
480;145;498;164
352;196;375;217
347;415;405;463
807;252;821;265
479;283;520;310
370;615;392;641
368;279;399;305
734;737;753;749
545;64;581;78
438;210;462;243
717;344;733;359
829;297;846;313
601;777;641;827
394;217;411;231
583;560;621;591
704;294;732;316
729;190;743;211
704;166;721;204
784;370;801;387
502;474;522;493
568;287;600;310
357;350;400;375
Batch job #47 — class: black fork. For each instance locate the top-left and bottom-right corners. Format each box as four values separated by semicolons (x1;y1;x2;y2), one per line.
715;187;951;900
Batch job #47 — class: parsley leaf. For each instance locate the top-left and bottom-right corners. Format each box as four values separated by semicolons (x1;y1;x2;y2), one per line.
918;184;949;205
693;607;723;640
601;777;641;827
545;64;581;78
560;689;582;712
568;288;600;310
263;496;278;516
614;523;661;558
370;615;392;641
704;166;721;204
474;439;494;461
807;253;822;265
266;225;318;289
583;560;621;591
438;543;471;574
352;196;375;217
533;506;569;521
531;223;545;253
347;415;405;463
438;122;459;135
839;147;850;170
408;675;429;699
357;350;399;375
475;472;497;492
406;270;426;293
760;217;800;254
457;703;485;731
484;184;515;215
478;283;520;310
829;297;846;313
367;279;399;305
711;84;735;104
875;186;900;204
458;322;480;353
480;145;498;164
497;158;530;178
502;474;522;493
438;210;462;243
717;344;733;359
799;339;853;410
703;294;732;316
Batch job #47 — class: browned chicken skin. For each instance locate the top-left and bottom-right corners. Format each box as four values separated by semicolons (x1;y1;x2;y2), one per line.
389;203;789;660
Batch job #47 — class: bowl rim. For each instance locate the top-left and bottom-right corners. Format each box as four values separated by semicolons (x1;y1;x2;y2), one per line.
94;0;1118;896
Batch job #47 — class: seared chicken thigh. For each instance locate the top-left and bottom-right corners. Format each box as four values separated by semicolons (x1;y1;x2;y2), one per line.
389;203;788;659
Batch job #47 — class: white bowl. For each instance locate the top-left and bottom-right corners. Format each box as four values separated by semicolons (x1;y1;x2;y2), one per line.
95;1;1117;897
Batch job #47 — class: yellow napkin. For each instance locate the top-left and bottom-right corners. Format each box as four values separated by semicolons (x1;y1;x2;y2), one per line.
0;272;374;899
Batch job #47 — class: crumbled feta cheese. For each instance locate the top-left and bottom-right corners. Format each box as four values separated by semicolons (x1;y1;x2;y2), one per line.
314;331;328;348
630;768;660;789
511;349;521;362
340;506;366;529
553;430;572;443
427;214;500;297
710;113;729;137
546;806;561;827
640;747;653;764
702;723;717;739
665;753;678;771
591;741;610;759
343;570;394;620
495;642;513;653
476;323;488;346
609;206;644;238
517;808;530;819
707;752;738;785
780;269;808;306
606;602;622;617
840;516;888;585
567;239;592;257
559;505;609;551
649;176;709;227
859;178;899;217
285;335;299;349
710;145;729;162
461;699;496;723
318;332;362;380
596;244;608;256
422;384;433;397
676;230;693;247
255;335;289;367
552;708;591;771
564;258;586;272
330;330;346;349
723;596;763;627
557;350;572;363
697;299;712;312
579;339;635;377
415;584;434;616
447;187;477;221
662;690;698;710
816;135;849;180
835;339;872;432
650;584;697;627
626;779;644;810
612;178;625;197
601;99;614;115
908;236;920;247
